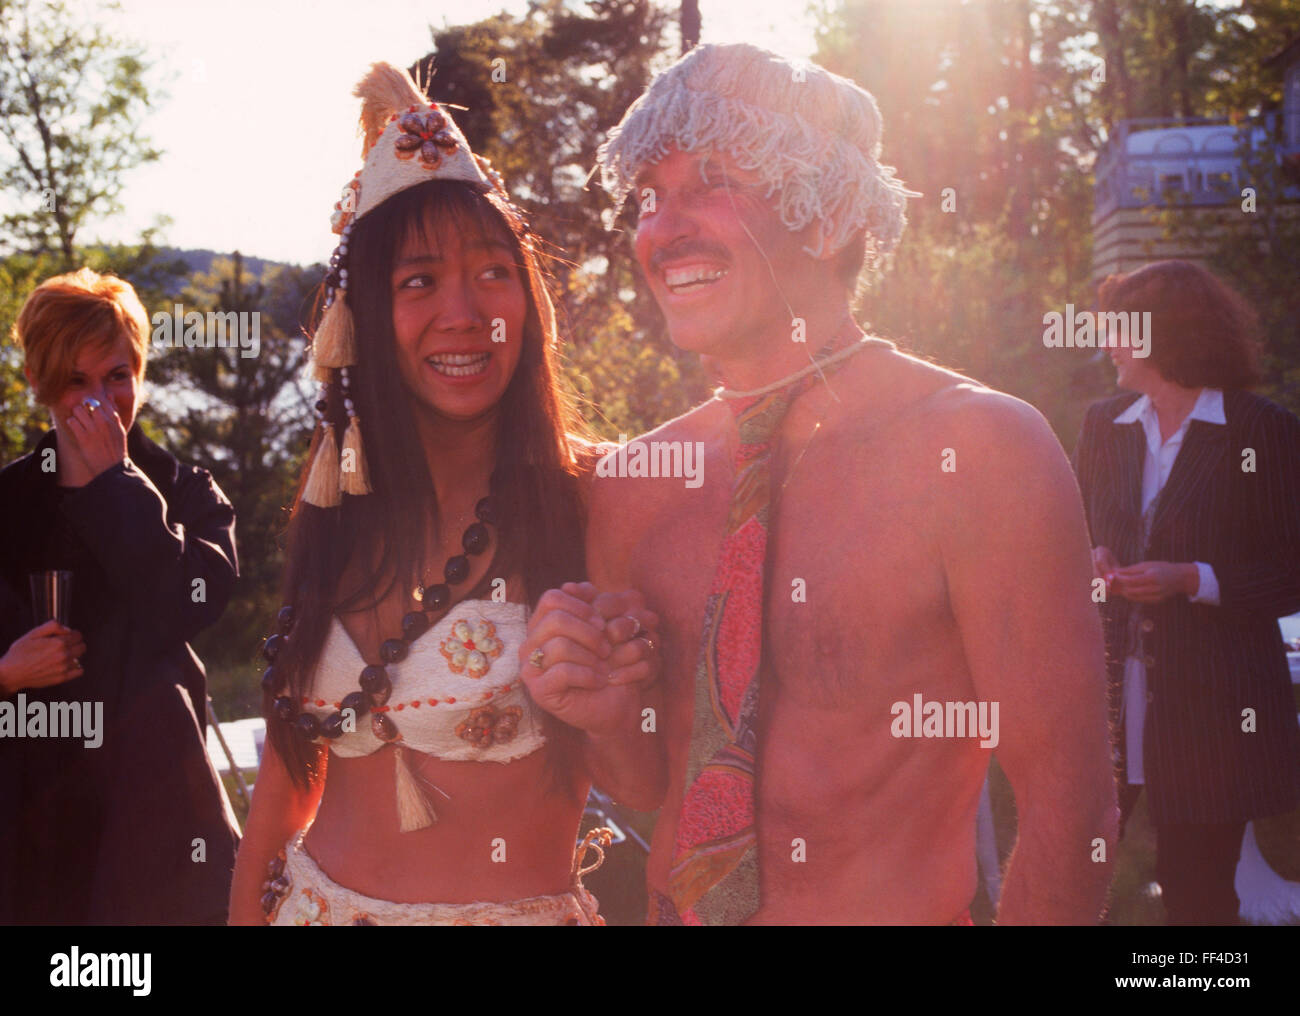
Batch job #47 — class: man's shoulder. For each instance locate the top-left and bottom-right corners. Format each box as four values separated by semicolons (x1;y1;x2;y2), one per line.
581;401;720;586
566;433;615;480
926;384;1063;470
590;400;726;485
845;348;1054;453
640;397;729;444
586;399;726;548
858;357;1082;524
589;397;727;452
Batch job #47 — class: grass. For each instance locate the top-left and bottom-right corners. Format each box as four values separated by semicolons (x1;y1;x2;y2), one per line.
980;757;1162;925
1254;808;1300;884
1105;790;1167;926
208;662;262;728
978;758;1183;926
978;758;1299;926
220;771;255;830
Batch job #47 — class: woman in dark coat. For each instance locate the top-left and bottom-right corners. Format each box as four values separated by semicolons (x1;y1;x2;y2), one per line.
0;268;240;924
1074;260;1300;925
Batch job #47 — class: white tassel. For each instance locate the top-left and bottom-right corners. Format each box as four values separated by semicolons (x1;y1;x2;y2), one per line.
303;424;341;508
339;415;372;496
395;746;438;832
313;299;357;369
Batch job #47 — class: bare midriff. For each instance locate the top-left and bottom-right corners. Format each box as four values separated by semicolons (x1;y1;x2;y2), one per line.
303;745;586;904
300;557;586;904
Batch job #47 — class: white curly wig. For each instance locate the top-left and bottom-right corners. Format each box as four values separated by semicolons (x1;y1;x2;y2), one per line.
596;43;917;262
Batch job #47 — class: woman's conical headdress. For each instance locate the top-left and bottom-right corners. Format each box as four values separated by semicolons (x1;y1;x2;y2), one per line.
303;62;516;507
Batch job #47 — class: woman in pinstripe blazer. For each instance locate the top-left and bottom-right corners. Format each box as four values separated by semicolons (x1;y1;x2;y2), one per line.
1073;260;1300;925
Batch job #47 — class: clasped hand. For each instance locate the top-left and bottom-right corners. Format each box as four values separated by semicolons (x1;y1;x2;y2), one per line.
1092;546;1196;603
0;620;86;695
519;582;661;737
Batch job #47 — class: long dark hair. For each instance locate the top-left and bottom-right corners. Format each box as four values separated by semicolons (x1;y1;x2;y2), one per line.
265;180;589;790
1098;259;1262;389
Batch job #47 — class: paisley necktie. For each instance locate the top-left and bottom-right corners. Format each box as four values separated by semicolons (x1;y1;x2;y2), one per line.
663;377;814;924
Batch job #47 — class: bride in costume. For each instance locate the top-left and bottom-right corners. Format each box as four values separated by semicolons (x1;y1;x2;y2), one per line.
228;63;664;925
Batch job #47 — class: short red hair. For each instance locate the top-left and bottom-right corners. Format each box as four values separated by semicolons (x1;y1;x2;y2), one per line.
12;268;149;404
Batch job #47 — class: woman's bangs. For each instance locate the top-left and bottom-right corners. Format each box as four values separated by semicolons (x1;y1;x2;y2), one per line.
399;186;523;272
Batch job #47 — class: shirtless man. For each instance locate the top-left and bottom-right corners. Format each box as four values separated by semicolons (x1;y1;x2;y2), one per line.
586;43;1119;924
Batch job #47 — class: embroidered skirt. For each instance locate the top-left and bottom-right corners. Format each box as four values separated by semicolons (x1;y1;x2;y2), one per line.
264;828;610;926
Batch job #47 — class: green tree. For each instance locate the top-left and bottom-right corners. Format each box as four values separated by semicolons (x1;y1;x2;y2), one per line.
0;0;161;263
814;0;1101;440
1199;133;1300;416
813;0;1300;445
0;0;176;460
144;253;320;711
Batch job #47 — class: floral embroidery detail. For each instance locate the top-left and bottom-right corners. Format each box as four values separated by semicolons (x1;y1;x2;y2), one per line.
440;618;504;679
292;887;330;926
393;107;458;169
455;704;523;748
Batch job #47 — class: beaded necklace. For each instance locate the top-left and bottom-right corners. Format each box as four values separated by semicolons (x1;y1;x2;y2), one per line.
261;495;498;748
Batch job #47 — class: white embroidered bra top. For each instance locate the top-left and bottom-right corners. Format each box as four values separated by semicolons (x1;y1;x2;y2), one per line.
300;600;544;763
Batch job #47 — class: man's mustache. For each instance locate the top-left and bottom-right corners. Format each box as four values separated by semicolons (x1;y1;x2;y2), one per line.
648;241;732;274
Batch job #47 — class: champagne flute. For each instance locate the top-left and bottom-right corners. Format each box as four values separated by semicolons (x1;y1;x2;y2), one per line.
29;570;73;626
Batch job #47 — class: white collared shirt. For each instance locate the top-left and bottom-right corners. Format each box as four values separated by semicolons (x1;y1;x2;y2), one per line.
1112;387;1224;783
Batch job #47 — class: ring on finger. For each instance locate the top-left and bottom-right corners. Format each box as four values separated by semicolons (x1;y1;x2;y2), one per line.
528;648;545;669
82;397;100;414
633;633;656;653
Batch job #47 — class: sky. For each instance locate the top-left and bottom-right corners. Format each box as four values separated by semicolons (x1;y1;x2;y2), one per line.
76;0;823;267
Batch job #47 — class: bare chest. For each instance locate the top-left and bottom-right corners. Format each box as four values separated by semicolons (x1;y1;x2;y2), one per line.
765;436;951;706
627;431;957;723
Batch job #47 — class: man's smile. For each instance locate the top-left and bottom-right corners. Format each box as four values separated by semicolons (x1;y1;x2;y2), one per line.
661;262;729;297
